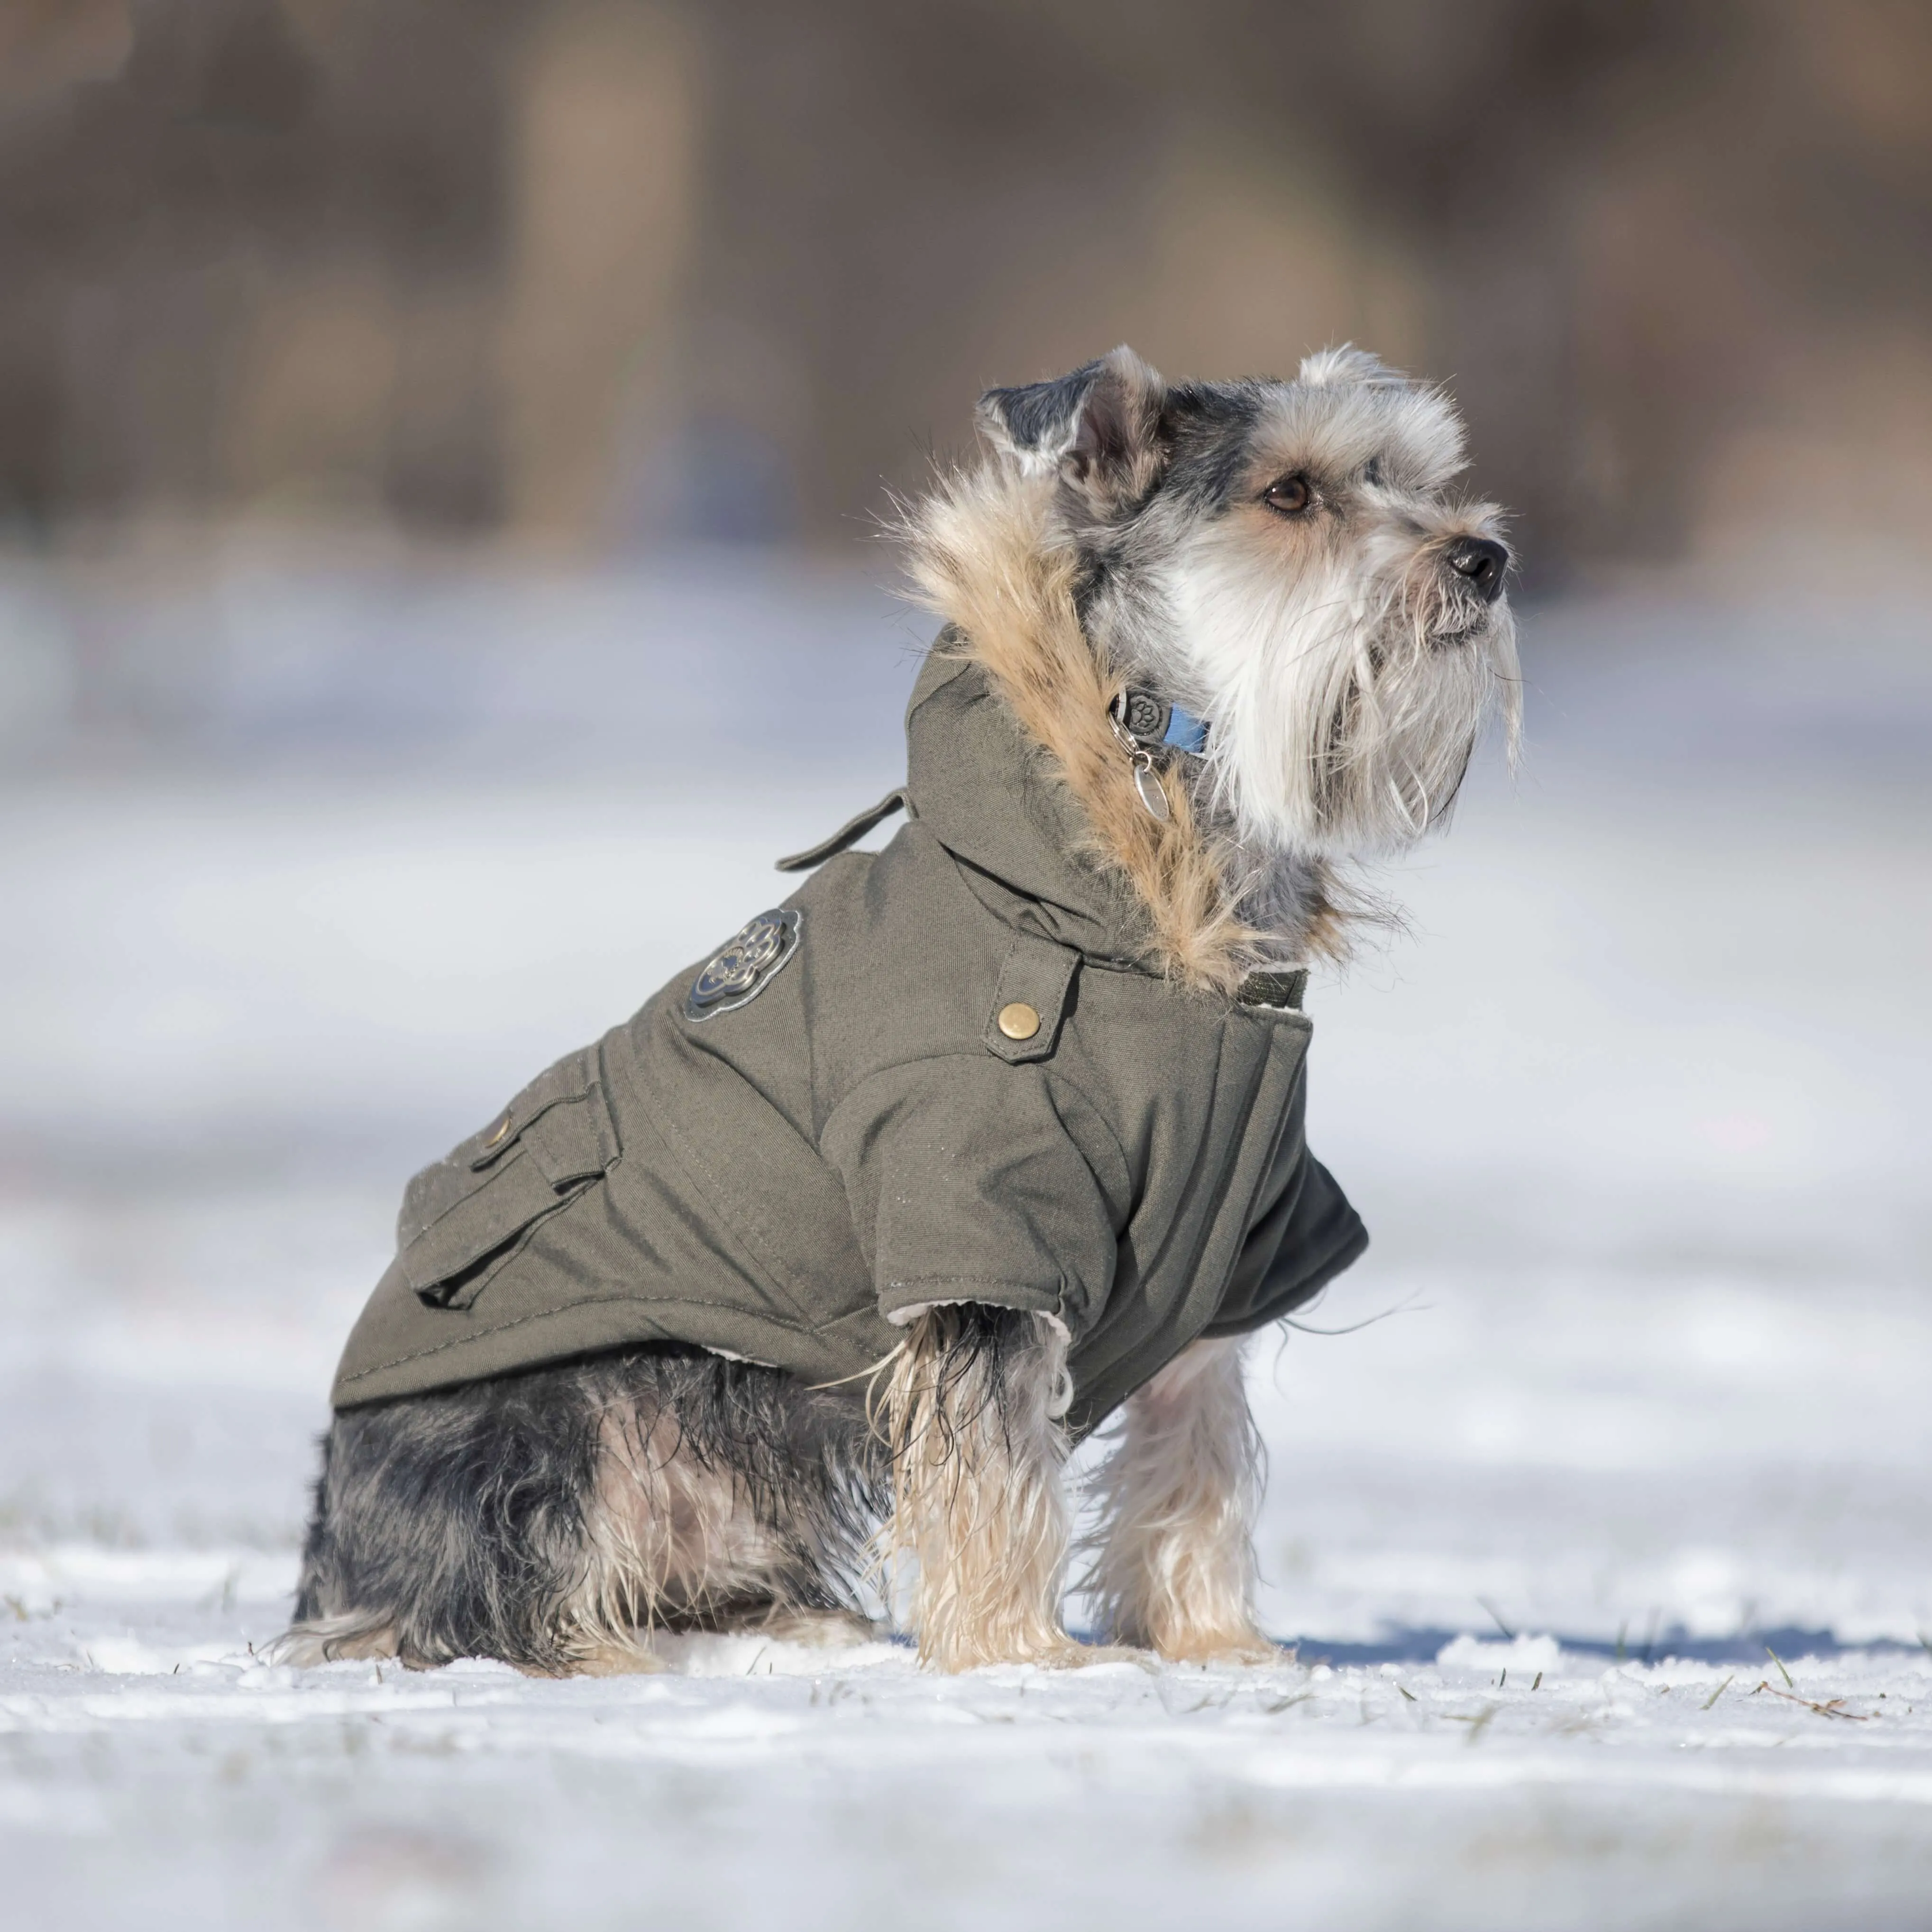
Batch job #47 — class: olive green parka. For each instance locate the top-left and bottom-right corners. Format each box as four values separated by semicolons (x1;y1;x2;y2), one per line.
332;467;1367;1435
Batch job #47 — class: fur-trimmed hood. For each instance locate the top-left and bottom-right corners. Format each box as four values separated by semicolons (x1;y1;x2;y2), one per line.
899;463;1279;997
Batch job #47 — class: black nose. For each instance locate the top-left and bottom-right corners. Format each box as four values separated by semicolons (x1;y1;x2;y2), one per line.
1444;536;1509;602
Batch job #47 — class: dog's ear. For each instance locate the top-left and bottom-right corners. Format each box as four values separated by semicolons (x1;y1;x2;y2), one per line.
976;346;1166;513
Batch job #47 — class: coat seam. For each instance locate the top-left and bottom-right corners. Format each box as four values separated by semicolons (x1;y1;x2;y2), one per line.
1054;1013;1244;1407
818;1050;1076;1157
882;1275;1062;1295
336;1289;819;1388
1039;1068;1133;1213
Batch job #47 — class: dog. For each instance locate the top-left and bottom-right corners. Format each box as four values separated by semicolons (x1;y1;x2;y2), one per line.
283;345;1518;1675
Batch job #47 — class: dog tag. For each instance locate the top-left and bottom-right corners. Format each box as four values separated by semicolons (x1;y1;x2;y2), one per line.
1133;759;1170;821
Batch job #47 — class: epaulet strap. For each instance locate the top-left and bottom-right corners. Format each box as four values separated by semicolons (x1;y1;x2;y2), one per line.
774;788;911;873
1236;968;1309;1010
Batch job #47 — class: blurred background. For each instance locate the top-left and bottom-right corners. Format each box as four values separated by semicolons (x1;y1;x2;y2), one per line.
4;0;1932;566
2;4;1931;1920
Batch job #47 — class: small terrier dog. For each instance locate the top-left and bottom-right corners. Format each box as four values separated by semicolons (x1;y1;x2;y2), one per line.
284;347;1518;1674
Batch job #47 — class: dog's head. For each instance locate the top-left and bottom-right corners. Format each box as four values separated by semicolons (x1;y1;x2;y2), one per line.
977;346;1520;860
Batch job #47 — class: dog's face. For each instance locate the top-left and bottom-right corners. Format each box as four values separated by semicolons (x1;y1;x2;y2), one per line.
978;346;1520;860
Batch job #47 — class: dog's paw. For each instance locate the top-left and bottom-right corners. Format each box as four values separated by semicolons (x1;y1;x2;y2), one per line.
1039;1639;1153;1670
1152;1628;1282;1667
1005;1636;1161;1671
553;1640;668;1677
920;1629;1140;1673
743;1608;886;1649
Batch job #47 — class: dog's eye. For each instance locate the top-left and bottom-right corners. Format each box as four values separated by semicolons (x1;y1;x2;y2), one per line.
1263;474;1313;516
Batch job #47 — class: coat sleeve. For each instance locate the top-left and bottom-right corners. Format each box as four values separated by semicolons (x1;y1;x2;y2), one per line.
1201;1073;1369;1339
821;1057;1122;1338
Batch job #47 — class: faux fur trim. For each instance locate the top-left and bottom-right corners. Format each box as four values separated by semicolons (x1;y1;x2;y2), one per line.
897;463;1279;995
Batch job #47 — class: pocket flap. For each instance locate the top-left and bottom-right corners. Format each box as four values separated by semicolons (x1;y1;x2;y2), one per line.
400;1146;567;1299
467;1048;601;1172
397;1044;621;1309
523;1092;614;1188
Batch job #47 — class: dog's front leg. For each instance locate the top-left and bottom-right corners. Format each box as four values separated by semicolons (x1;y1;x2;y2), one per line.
1087;1336;1276;1663
884;1304;1079;1670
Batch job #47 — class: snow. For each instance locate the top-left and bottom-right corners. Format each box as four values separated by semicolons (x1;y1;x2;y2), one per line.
1;558;1929;1928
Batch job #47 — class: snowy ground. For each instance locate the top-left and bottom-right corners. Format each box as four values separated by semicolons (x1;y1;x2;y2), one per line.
1;553;1929;1928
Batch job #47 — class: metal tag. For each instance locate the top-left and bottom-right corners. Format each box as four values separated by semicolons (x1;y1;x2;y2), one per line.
1133;760;1170;821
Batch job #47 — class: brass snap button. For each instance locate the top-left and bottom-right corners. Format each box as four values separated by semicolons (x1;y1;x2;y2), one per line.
996;1001;1041;1042
483;1113;513;1147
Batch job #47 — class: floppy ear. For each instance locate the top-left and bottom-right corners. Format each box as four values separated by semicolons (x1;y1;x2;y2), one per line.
976;346;1166;513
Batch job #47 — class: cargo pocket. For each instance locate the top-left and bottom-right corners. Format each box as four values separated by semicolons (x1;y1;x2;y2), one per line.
396;1045;621;1310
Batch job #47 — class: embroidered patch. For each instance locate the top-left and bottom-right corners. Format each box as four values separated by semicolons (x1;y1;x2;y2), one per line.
684;908;802;1022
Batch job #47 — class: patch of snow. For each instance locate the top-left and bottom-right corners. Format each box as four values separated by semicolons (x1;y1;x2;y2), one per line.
1;575;1928;1929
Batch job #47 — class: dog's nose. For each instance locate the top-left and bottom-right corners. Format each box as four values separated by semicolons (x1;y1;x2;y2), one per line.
1444;536;1509;602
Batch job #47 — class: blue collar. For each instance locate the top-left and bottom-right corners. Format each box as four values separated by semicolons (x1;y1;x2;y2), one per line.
1113;688;1209;755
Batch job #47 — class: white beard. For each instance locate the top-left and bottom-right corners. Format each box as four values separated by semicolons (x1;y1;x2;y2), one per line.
1153;522;1520;861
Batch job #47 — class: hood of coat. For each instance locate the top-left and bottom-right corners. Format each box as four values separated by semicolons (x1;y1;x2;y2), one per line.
899;461;1275;995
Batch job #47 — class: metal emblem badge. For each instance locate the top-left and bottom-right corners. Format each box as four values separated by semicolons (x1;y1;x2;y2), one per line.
684;908;802;1022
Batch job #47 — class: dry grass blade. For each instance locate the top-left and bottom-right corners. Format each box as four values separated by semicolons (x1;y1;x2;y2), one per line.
1750;1680;1869;1721
1259;1690;1316;1715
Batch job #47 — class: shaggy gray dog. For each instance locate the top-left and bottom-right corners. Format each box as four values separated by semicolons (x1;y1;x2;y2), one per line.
286;346;1517;1675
